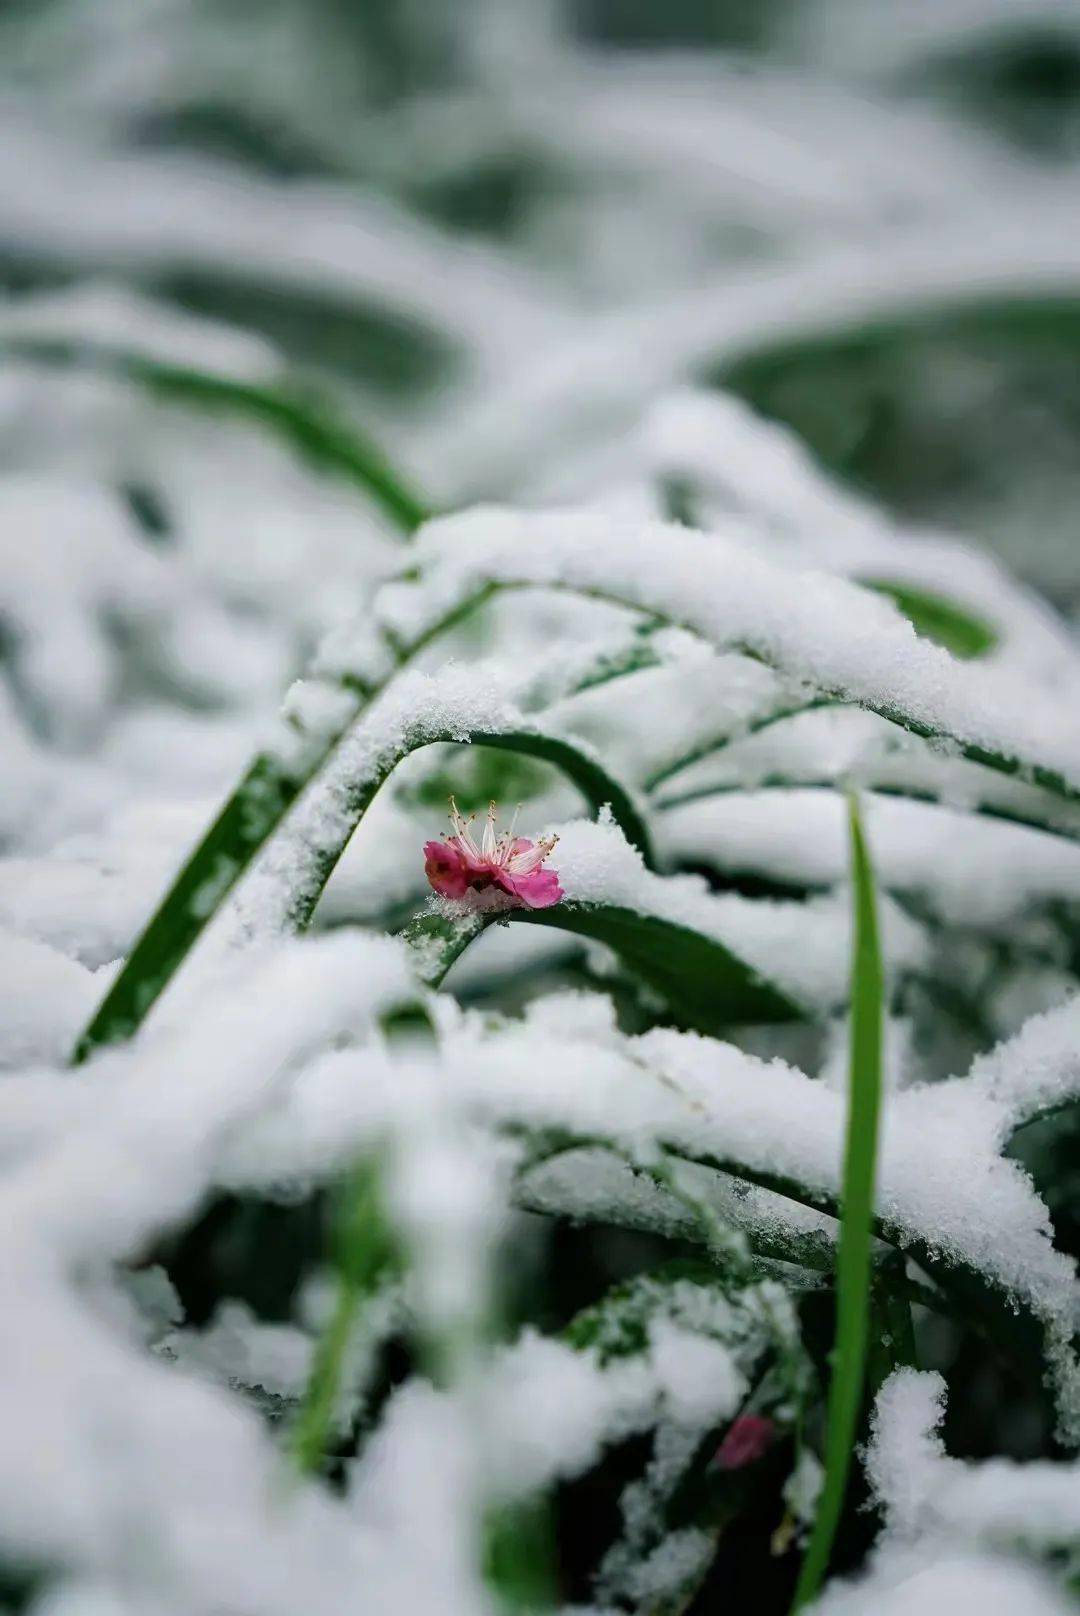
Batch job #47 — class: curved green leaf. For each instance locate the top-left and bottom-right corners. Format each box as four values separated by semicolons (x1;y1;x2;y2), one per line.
401;900;803;1034
655;775;1080;851
3;335;429;534
73;706;651;1060
73;560;1080;1063
269;726;652;936
860;578;998;660
643;699;830;796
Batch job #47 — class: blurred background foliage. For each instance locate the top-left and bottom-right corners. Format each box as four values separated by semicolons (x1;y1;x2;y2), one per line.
2;0;1080;603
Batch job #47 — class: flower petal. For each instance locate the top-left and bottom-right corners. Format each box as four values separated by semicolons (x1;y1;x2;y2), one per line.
507;867;563;909
450;836;488;875
714;1415;775;1471
424;840;469;899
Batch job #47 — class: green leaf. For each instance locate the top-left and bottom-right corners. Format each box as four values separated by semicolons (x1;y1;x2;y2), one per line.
860;578;998;659
289;1159;398;1475
401;899;803;1034
74;559;1080;1064
72;750;301;1059
72;709;651;1061
712;294;1080;577
3;336;429;534
791;792;884;1612
655;774;1080;853
483;1498;557;1612
644;699;830;796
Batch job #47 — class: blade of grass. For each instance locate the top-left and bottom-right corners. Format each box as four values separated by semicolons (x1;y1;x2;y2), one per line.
73;564;1080;1063
4;337;430;534
859;579;997;660
401;900;804;1033
290;1159;397;1475
71;711;651;1060
69;584;501;1061
791;791;884;1612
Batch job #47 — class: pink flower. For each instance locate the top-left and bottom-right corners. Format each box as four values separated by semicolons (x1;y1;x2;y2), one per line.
714;1414;776;1471
424;799;563;910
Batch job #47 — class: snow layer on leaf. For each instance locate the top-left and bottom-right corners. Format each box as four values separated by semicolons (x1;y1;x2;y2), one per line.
215;661;575;950
869;1369;1080;1568
214;994;1080;1436
0;935;457;1616
645;389;1080;688
436;184;1080;497
550;814;927;1010
0;283;279;380
0;111;565;379
0;801;212;967
0;930;107;1068
377;507;1080;791
548;649;799;791
653;704;1080;845
811;1546;1075;1616
0;477;167;743
660;790;1080;927
968;995;1080;1132
164;1301;313;1402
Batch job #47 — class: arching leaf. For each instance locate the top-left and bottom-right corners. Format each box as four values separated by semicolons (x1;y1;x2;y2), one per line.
401;900;803;1034
73;717;651;1060
860;578;998;659
3;336;429;534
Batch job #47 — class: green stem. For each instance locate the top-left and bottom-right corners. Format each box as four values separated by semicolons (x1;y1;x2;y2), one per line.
791;793;884;1611
290;1265;365;1475
290;1160;396;1475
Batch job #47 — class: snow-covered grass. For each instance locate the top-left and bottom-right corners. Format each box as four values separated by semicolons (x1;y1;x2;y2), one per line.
5;5;1080;1614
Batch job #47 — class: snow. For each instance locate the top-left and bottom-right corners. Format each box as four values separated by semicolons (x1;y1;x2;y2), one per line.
0;929;109;1068
165;1300;314;1404
207;982;1080;1437
0;110;564;384
378;506;1080;793
858;1366;1080;1607
0;281;280;380
0;935;464;1615
811;1547;1075;1616
968;996;1080;1131
660;790;1080;928
3;10;1080;1611
543;813;928;1011
0;802;211;966
644;389;1080;689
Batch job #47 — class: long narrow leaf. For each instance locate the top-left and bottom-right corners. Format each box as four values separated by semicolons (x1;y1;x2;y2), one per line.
73;566;1080;1062
402;901;803;1032
290;1160;397;1475
791;792;884;1611
4;336;429;534
70;587;499;1060
73;717;651;1059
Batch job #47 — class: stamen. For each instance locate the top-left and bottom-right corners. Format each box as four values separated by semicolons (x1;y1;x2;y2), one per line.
482;800;498;859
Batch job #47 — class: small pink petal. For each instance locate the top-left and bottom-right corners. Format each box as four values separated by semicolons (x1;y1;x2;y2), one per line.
424;840;469;899
507;867;563;909
715;1414;775;1471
